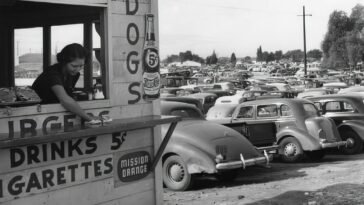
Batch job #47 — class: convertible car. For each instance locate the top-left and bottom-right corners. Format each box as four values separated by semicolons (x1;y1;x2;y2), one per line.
161;101;271;191
206;98;348;162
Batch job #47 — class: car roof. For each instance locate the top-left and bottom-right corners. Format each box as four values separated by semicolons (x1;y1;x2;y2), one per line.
189;92;217;98
306;94;364;101
160;100;199;114
240;98;312;106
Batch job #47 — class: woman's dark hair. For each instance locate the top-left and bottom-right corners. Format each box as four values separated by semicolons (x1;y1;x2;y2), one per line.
56;43;89;64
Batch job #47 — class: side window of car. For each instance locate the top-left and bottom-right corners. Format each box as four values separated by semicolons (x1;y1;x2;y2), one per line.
237;106;254;118
325;101;341;112
280;104;292;117
343;102;355;112
257;104;278;118
314;102;322;110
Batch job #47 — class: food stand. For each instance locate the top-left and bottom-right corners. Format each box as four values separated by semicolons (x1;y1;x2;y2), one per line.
0;0;179;204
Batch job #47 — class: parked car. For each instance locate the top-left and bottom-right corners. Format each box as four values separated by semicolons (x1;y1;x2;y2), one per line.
161;101;271;191
337;86;364;94
204;89;235;98
322;82;348;93
187;92;218;114
206;98;348;162
161;96;204;114
297;88;334;99
307;94;364;154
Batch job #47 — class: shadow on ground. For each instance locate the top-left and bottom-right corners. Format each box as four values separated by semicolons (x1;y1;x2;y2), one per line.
186;153;364;191
246;183;364;205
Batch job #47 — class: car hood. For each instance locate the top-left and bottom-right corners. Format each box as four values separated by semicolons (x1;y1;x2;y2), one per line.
162;120;262;160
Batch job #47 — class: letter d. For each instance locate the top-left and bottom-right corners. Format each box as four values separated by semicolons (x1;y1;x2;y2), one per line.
10;148;25;168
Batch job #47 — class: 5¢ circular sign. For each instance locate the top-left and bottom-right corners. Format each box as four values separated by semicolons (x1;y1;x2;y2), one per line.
144;48;159;69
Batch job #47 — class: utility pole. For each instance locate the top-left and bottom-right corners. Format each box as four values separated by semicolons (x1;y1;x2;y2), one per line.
298;6;312;77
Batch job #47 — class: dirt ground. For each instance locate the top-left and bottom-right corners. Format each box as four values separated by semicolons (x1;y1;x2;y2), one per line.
163;152;364;205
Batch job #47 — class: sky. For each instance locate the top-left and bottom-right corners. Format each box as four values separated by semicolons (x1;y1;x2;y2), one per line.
158;0;364;59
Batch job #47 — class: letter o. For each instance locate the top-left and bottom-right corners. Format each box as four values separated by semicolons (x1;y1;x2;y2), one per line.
127;23;139;45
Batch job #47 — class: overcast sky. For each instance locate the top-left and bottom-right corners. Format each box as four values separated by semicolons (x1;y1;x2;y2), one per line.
158;0;363;59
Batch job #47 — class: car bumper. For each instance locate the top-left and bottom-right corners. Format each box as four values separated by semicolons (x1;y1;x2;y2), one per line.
320;140;348;149
216;150;272;170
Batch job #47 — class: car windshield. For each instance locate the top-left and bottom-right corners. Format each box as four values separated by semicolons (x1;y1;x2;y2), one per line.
303;103;319;117
170;108;203;119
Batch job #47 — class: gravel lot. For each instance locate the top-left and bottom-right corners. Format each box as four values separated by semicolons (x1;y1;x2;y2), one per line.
164;152;364;205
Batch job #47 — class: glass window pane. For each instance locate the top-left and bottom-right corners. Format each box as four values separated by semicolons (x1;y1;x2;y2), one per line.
51;24;84;88
237;106;254;118
325;101;341;112
257;104;278;117
14;27;43;86
280;104;292;116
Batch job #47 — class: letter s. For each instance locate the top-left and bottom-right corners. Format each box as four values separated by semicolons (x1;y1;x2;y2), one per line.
128;82;141;104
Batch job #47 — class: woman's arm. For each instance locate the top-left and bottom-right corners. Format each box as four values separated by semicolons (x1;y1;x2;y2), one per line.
51;85;95;121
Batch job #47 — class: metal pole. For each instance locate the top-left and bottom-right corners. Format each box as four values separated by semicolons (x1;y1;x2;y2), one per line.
303;6;307;77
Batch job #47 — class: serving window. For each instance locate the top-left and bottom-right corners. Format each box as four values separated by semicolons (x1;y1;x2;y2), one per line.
0;1;107;107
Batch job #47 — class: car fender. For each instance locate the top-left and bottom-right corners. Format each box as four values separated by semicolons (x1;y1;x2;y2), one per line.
163;139;217;174
338;120;364;140
277;127;321;151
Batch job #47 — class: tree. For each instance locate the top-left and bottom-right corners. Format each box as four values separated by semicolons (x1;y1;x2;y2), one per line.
179;50;193;62
284;50;304;62
274;50;283;61
256;46;263;62
230;52;237;65
210;50;218;64
346;31;364;69
307;49;323;60
321;10;353;69
244;56;252;63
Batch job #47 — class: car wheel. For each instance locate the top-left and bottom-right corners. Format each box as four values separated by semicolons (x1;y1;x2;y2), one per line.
163;155;193;191
339;130;363;155
305;150;325;161
215;169;240;182
279;137;305;163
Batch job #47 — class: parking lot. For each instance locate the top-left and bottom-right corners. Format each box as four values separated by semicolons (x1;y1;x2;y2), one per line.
164;152;364;205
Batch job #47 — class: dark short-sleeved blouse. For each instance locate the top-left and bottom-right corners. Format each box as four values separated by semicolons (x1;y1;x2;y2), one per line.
32;63;80;104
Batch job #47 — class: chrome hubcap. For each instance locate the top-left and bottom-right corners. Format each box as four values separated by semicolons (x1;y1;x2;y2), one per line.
346;138;355;148
284;143;297;156
169;163;184;182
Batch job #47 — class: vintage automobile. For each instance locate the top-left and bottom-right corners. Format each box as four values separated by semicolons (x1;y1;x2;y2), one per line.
161;101;271;191
161;96;204;114
307;94;364;154
206;98;348;162
297;88;334;99
187;92;218;114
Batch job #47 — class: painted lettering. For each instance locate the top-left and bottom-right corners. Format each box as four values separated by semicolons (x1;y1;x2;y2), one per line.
10;148;25;168
128;82;141;104
64;114;76;131
126;51;139;74
42;116;61;135
20;119;37;138
126;0;139;15
42;169;54;188
127;23;139;45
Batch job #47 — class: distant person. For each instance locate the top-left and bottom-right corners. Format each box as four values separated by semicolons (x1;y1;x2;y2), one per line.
32;43;99;122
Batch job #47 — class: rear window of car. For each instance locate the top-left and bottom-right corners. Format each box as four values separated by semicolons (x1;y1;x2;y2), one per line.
280;104;292;116
257;104;278;118
324;101;355;113
303;103;319;117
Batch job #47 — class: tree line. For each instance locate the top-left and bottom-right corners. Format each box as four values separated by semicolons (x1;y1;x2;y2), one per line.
256;46;322;63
